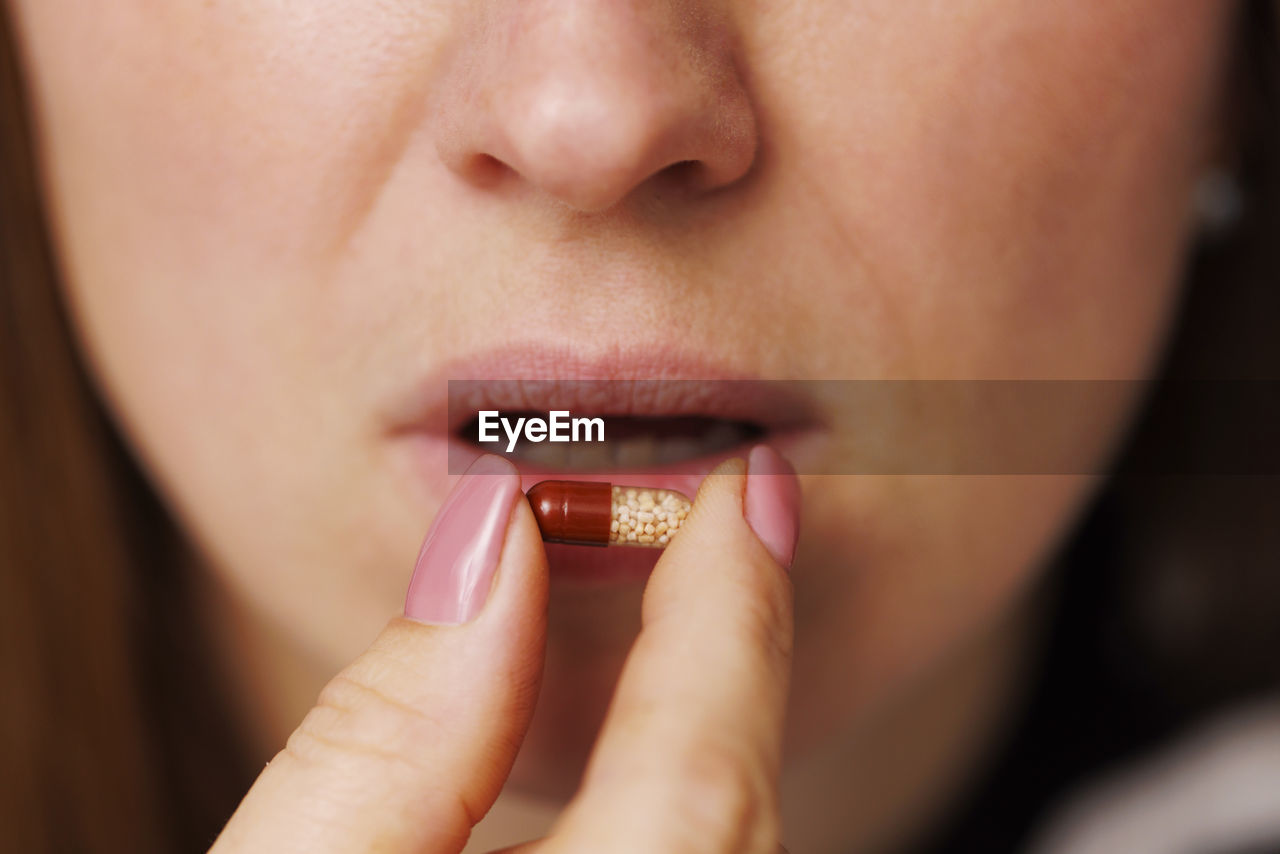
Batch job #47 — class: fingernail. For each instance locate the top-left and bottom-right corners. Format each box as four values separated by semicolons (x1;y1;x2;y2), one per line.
404;454;521;625
744;445;802;570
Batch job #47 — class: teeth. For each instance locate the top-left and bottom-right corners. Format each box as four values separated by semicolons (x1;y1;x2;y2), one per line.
702;421;746;450
652;438;700;466
514;439;568;468
613;435;657;468
564;441;612;470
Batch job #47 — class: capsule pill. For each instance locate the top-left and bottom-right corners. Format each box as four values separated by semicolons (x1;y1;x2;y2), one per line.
525;480;693;549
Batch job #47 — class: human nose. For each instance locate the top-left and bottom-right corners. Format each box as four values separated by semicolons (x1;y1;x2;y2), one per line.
432;1;759;213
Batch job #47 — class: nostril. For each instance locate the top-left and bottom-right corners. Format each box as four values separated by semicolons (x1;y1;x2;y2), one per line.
464;153;509;189
664;160;701;178
653;159;721;196
652;159;699;187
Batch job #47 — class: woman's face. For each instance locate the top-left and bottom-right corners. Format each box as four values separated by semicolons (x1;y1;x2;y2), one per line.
11;0;1233;829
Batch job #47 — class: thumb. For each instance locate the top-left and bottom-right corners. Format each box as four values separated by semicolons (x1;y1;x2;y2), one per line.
212;455;548;854
548;446;799;853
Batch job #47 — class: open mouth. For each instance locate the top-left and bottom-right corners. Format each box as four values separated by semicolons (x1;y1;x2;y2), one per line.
385;350;825;581
440;377;820;478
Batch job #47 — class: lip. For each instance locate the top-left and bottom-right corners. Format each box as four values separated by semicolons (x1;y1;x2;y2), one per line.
387;343;825;583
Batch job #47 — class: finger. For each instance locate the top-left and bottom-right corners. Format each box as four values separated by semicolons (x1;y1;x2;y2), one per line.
212;455;548;854
549;445;801;854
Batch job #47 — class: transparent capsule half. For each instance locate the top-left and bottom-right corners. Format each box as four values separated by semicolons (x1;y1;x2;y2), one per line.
525;481;692;548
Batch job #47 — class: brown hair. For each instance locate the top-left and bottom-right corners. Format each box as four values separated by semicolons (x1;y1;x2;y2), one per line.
1;4;1277;853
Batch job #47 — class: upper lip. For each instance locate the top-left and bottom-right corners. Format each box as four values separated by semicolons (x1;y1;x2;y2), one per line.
385;343;823;438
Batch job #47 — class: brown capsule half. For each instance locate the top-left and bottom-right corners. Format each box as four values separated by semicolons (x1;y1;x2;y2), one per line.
526;480;613;547
526;481;694;549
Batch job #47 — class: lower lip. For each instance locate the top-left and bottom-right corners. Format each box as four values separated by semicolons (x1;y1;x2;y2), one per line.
398;431;813;585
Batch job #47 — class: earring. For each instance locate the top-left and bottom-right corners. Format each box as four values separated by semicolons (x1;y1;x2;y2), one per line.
1191;166;1244;236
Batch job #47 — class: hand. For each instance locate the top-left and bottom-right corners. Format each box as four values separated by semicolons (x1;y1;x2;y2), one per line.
211;447;800;854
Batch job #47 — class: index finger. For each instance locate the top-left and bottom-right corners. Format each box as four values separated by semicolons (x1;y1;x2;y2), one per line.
547;446;800;854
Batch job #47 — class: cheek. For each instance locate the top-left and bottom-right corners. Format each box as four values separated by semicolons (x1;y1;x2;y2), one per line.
18;0;458;379
22;1;448;262
14;1;449;662
745;0;1229;380
761;0;1231;745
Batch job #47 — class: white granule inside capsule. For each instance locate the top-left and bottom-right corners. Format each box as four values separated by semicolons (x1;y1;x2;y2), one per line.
610;487;691;547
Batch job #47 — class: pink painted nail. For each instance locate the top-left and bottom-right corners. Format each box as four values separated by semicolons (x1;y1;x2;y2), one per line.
744;445;802;570
404;455;521;625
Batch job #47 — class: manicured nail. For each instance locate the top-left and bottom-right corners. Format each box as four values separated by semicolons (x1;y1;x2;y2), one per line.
744;445;802;570
404;455;521;624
